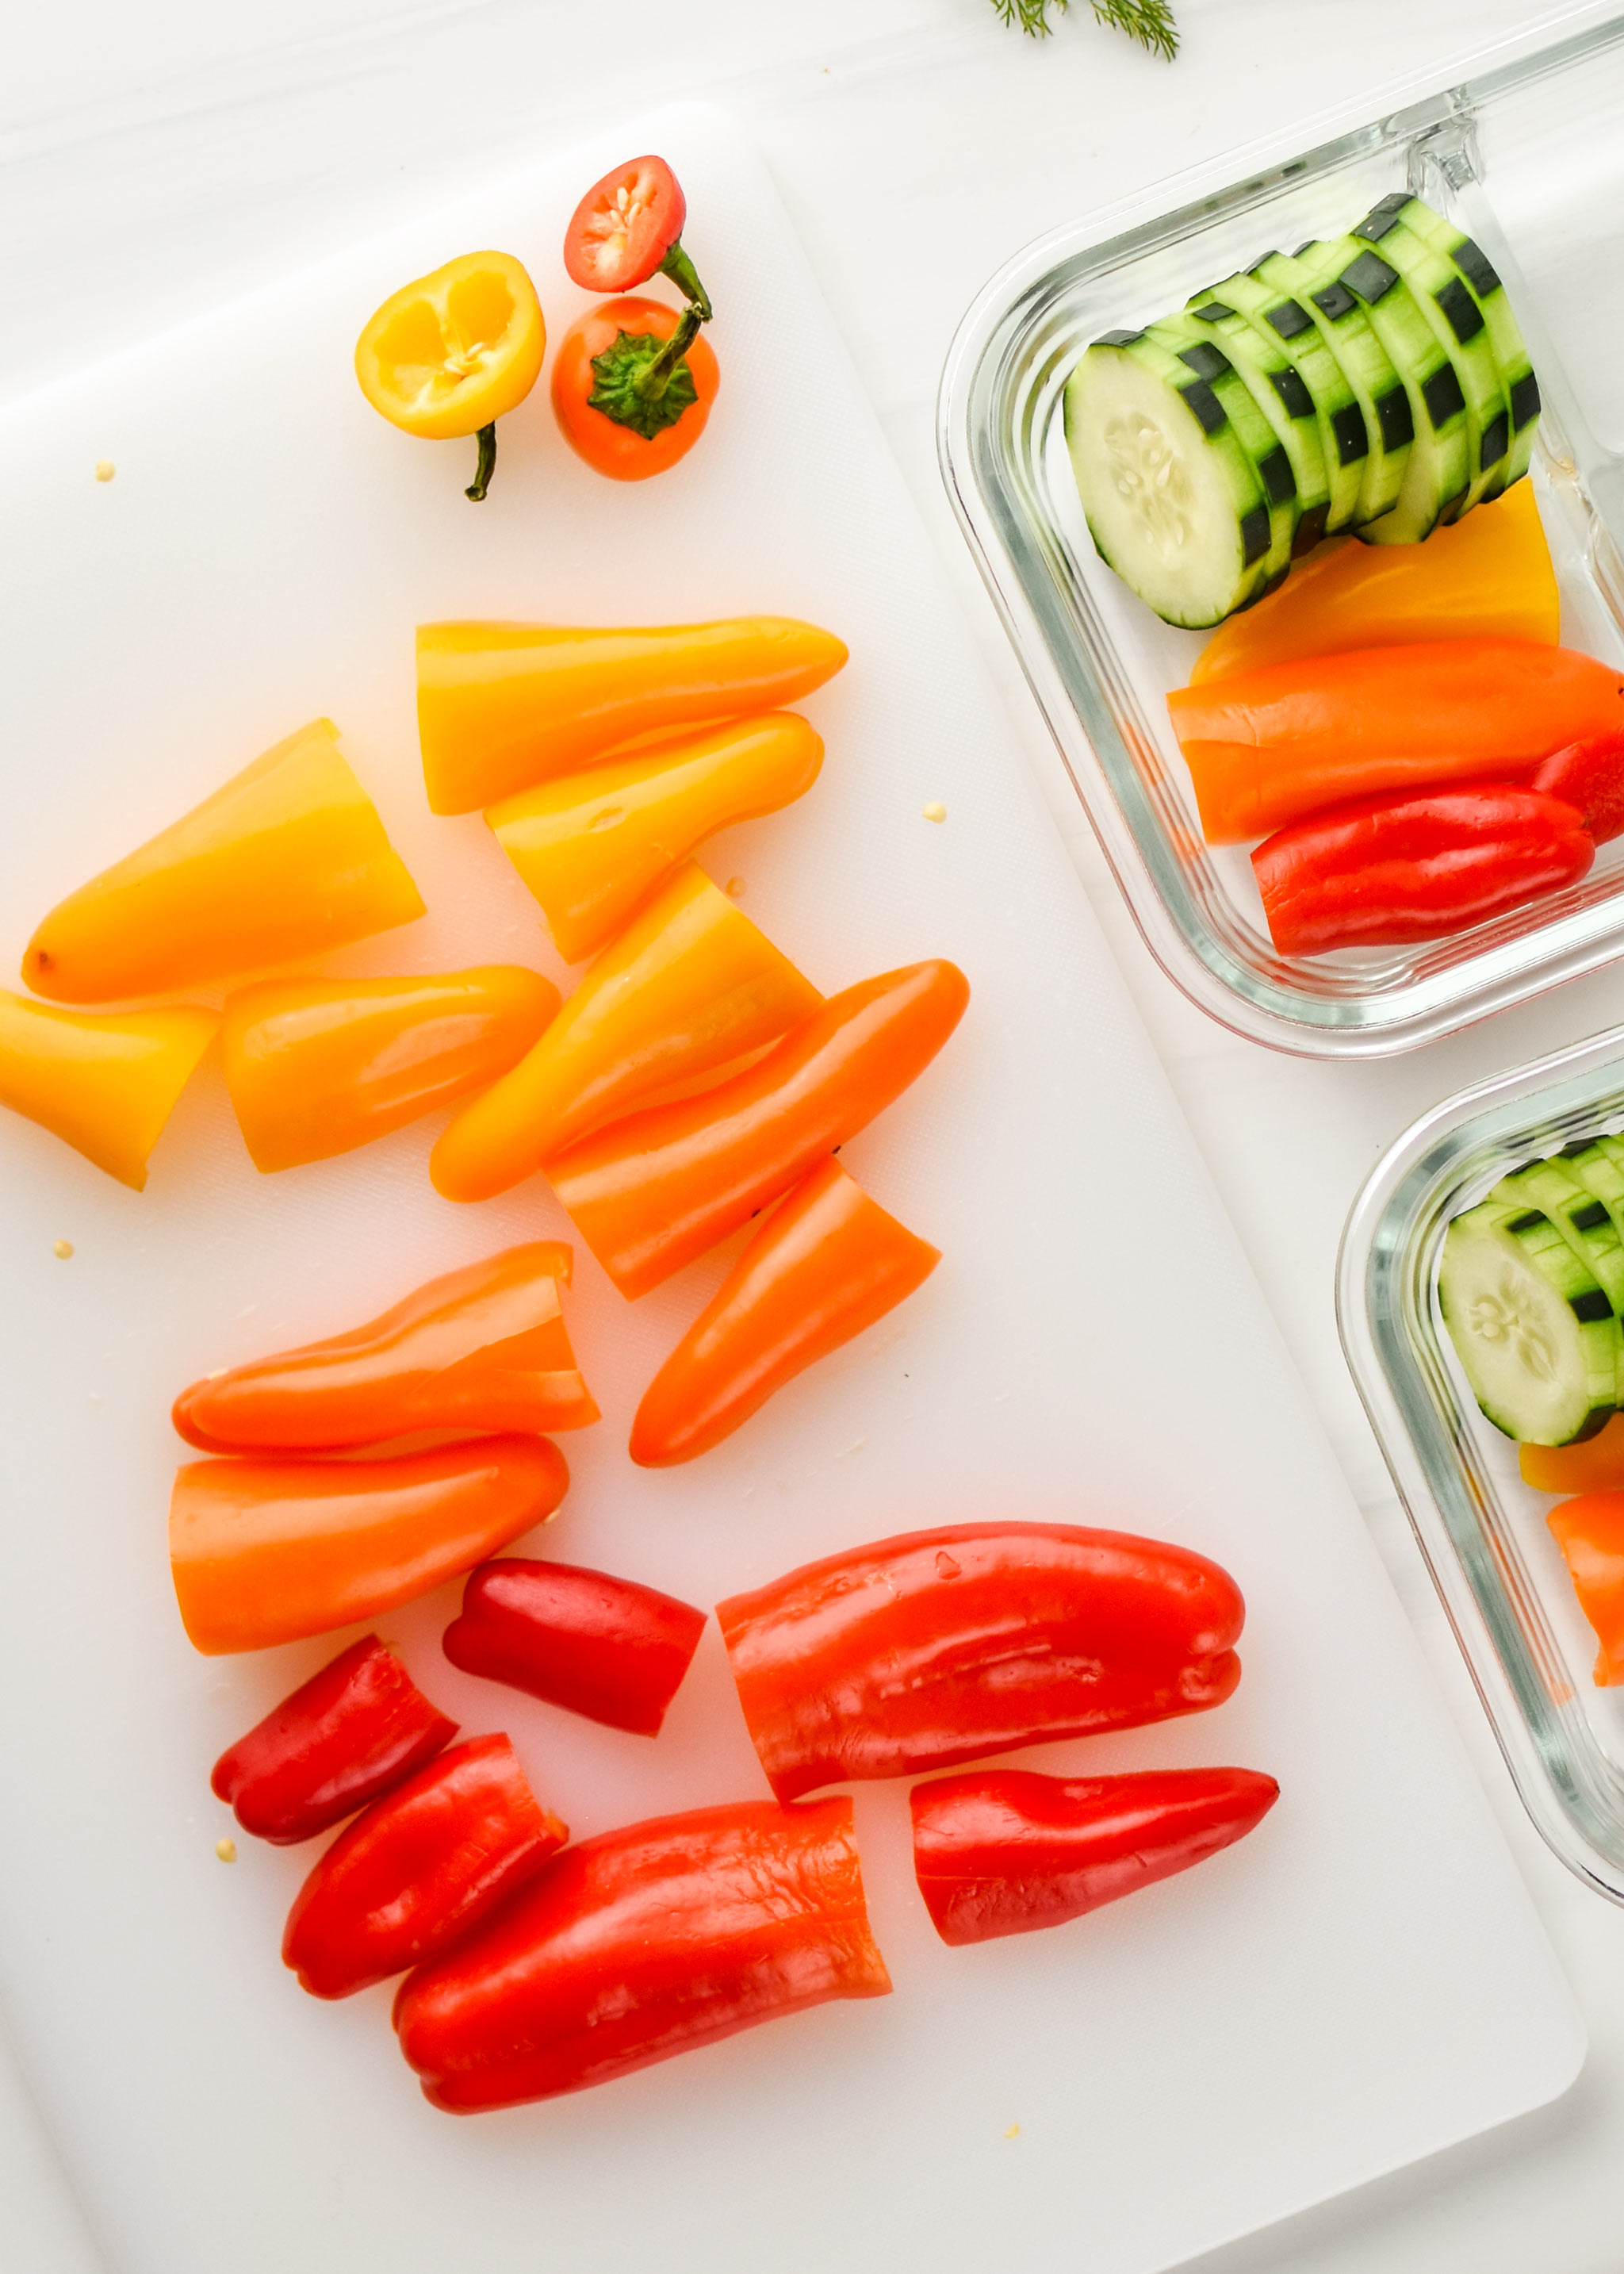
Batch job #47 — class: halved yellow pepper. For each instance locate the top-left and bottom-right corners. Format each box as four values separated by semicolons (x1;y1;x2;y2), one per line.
430;863;820;1202
417;616;848;814
487;711;824;962
23;720;425;1005
354;251;545;501
0;991;218;1188
223;965;561;1172
1189;481;1560;684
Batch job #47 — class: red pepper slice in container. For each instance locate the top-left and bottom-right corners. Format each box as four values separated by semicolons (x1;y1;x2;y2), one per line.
393;1796;891;2111
442;1559;706;1735
1526;731;1624;845
562;155;711;319
282;1732;565;1999
211;1635;458;1845
910;1766;1280;1946
717;1521;1245;1802
1251;784;1594;956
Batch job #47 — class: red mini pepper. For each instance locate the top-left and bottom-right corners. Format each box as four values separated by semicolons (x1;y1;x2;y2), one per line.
282;1732;565;2000
562;155;711;320
393;1797;891;2111
1252;783;1594;955
910;1766;1280;1946
1526;731;1624;845
717;1521;1245;1802
442;1559;707;1735
211;1635;458;1845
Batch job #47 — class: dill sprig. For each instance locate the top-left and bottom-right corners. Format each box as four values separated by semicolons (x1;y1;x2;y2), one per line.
990;0;1180;59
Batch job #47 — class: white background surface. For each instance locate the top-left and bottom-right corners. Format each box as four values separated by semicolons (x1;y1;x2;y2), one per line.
6;4;1624;2271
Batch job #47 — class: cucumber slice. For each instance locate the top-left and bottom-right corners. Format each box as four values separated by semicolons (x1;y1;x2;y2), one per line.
1180;295;1331;554
1299;236;1472;546
1392;197;1541;493
1439;1198;1618;1444
1063;330;1275;627
1250;247;1410;525
1193;269;1366;535
1353;197;1511;518
1143;315;1300;579
1553;1139;1624;1268
1493;1157;1624;1317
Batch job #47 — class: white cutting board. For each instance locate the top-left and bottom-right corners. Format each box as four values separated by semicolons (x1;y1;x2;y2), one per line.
0;103;1583;2274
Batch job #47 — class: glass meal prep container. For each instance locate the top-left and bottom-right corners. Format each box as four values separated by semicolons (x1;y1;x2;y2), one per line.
1340;1020;1624;1901
939;10;1624;1057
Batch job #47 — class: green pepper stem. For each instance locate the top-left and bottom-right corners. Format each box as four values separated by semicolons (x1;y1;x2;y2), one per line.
465;423;497;501
637;309;703;406
657;240;712;322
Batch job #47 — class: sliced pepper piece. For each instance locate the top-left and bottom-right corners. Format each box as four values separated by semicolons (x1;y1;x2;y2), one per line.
354;251;546;501
1252;783;1594;955
211;1635;458;1846
442;1559;706;1735
1547;1492;1624;1684
170;1435;569;1655
910;1766;1280;1946
1190;481;1558;683
0;991;217;1189
1521;1412;1624;1495
23;720;424;1003
1527;732;1624;845
393;1796;891;2111
172;1241;597;1454
562;156;711;318
630;1158;939;1467
283;1734;565;1998
718;1520;1246;1802
416;617;848;815
220;964;558;1172
430;863;820;1201
487;712;824;963
550;960;970;1298
1167;642;1624;842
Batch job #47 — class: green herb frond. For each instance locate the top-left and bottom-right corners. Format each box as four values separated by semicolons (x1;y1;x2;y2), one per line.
989;0;1179;59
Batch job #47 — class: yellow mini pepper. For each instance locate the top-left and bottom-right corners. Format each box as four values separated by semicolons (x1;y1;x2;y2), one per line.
430;862;820;1202
23;720;424;1005
416;616;848;814
0;991;219;1188
488;711;824;961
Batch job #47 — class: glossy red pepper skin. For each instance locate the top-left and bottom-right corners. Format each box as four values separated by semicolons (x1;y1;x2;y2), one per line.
910;1766;1280;1946
211;1635;458;1845
394;1797;890;2111
1251;784;1593;955
1526;731;1624;845
718;1522;1245;1802
442;1559;706;1735
282;1733;565;2000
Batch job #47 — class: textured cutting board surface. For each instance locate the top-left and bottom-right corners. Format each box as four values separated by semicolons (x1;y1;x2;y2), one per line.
0;102;1584;2274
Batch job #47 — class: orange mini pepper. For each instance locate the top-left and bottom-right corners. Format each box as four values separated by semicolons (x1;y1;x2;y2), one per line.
550;960;969;1298
1190;483;1559;684
220;966;558;1172
416;618;848;814
630;1158;940;1467
170;1435;569;1655
1547;1492;1624;1685
1168;641;1624;842
0;991;217;1189
431;862;820;1202
488;712;824;963
1521;1413;1624;1495
172;1242;598;1453
23;720;425;1003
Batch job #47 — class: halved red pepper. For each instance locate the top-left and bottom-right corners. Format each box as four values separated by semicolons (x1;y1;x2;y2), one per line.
717;1521;1245;1802
211;1635;458;1845
393;1796;891;2111
282;1732;565;1999
442;1559;706;1735
562;155;711;320
910;1766;1280;1946
1526;731;1624;844
1546;1492;1624;1684
172;1242;598;1454
1251;783;1594;956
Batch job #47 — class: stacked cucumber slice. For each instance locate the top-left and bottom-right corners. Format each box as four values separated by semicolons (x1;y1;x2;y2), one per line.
1066;190;1541;626
1441;1138;1624;1445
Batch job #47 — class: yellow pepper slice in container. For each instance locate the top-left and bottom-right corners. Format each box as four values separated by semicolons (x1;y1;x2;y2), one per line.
23;719;424;1004
222;966;561;1172
0;991;218;1188
487;711;824;962
355;251;545;501
430;863;820;1202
